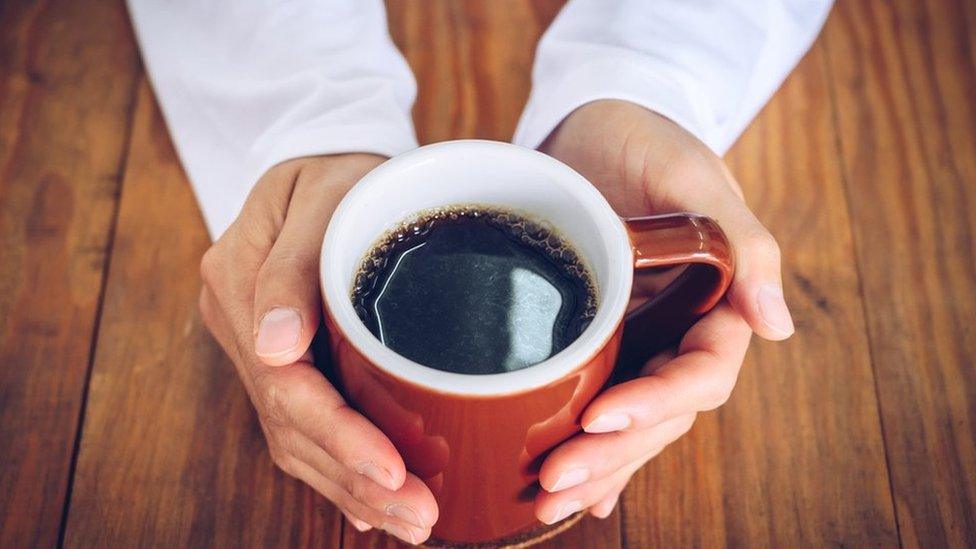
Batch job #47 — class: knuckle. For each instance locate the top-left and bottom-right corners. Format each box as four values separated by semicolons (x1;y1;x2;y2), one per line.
200;246;217;284
269;448;297;476
197;289;214;328
671;150;709;179
285;373;319;411
257;248;317;289
746;230;782;263
330;465;367;504
270;450;286;470
257;370;321;429
702;380;734;410
665;144;722;183
348;475;372;504
255;372;288;424
237;213;278;251
199;245;223;286
336;495;365;520
253;260;284;295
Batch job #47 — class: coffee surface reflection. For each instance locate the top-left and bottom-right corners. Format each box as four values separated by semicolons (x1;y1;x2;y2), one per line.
351;206;597;374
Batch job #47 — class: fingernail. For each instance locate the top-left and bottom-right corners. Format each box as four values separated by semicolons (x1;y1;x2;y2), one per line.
381;522;417;545
255;307;302;357
386;503;424;528
757;283;795;337
584;413;631;433
355;461;396;491
549;467;590;492
347;515;372;532
547;500;582;525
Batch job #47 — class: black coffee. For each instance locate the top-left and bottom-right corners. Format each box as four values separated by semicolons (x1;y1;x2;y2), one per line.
351;206;597;375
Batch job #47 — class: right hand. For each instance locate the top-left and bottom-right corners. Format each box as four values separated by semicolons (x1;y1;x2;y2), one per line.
198;154;438;545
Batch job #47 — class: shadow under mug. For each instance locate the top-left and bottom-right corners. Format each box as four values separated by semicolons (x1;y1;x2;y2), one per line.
320;140;733;543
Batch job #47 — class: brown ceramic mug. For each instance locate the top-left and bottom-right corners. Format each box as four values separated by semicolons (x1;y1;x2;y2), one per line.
320;140;733;543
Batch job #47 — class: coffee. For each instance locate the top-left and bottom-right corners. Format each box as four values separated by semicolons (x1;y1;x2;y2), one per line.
351;206;597;374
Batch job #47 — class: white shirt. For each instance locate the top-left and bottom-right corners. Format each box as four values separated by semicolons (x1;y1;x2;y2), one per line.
128;0;833;238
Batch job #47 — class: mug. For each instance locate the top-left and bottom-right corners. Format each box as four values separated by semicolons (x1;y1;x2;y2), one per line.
320;140;733;543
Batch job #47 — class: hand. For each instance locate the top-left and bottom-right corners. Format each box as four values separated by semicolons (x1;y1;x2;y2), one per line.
534;100;795;523
198;154;437;545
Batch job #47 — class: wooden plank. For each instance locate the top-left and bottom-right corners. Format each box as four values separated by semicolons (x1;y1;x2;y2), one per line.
342;2;615;547
823;0;976;545
619;38;901;546
386;0;566;144
61;82;342;547
0;1;139;546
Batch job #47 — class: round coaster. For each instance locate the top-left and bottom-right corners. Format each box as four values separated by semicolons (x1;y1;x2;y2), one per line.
422;512;585;548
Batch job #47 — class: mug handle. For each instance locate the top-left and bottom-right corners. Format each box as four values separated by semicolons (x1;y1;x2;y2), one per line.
616;213;735;377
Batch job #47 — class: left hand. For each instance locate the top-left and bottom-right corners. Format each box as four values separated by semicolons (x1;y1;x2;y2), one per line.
533;100;795;523
198;154;438;544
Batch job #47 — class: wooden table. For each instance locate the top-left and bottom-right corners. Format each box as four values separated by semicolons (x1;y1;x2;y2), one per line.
2;1;974;547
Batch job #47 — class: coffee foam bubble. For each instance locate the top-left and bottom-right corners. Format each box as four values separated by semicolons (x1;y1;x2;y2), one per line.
352;204;598;319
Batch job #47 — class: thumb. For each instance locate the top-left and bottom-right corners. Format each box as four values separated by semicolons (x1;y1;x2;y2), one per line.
253;155;382;366
252;223;324;366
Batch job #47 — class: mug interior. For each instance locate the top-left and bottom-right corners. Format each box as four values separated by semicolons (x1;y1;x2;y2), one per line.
321;140;632;396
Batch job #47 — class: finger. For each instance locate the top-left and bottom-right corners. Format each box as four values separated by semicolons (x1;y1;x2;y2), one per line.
344;375;450;479
252;155;382;366
203;230;411;498
535;454;647;525
590;489;621;519
254;360;407;491
282;430;438;528
287;459;430;545
539;414;695;492
342;510;373;533
200;155;299;320
582;301;750;433
590;472;632;519
199;286;265;397
704;194;794;340
203;285;320;376
650;148;794;340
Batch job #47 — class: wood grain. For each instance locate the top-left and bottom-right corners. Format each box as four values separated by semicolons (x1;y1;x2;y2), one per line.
823;0;976;545
0;1;139;546
386;0;565;145
61;82;342;548
1;0;973;547
617;39;901;547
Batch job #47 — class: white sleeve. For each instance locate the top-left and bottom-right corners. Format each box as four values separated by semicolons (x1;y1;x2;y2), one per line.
514;0;833;155
127;1;418;238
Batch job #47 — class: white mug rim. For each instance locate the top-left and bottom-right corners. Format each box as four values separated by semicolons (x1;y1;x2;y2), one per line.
320;140;633;397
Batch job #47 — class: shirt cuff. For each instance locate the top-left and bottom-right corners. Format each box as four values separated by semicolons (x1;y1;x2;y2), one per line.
513;57;716;153
244;121;419;188
188;122;418;240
